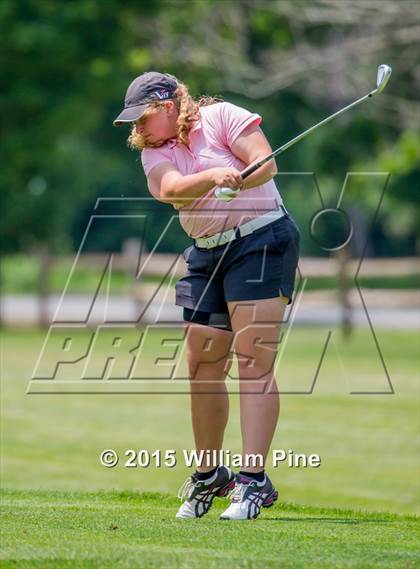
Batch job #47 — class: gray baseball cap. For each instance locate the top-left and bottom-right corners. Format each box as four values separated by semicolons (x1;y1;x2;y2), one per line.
113;71;178;126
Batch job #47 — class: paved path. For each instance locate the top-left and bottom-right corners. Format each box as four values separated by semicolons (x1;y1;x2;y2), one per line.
1;294;418;329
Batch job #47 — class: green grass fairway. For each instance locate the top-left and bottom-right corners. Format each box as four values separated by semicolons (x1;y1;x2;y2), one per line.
1;327;419;567
2;328;419;514
1;489;419;569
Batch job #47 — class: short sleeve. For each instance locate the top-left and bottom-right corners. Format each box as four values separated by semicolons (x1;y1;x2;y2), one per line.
220;102;262;147
141;148;174;177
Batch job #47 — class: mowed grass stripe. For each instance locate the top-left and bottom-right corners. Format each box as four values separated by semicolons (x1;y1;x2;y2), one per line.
1;490;419;569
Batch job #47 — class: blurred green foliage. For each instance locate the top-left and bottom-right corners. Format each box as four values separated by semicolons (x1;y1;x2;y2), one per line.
1;0;418;257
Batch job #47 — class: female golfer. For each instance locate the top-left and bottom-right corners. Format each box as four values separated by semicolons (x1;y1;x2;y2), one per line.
114;71;300;520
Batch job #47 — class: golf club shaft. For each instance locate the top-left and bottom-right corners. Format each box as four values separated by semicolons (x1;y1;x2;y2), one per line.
240;88;377;180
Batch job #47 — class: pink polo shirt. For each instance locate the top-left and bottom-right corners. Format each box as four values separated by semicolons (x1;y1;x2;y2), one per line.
141;102;283;238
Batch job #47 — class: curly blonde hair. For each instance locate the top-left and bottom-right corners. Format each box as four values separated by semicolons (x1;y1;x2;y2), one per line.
127;76;221;150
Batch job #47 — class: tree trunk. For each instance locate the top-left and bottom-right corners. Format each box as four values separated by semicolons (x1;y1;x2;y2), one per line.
37;247;52;328
335;247;352;338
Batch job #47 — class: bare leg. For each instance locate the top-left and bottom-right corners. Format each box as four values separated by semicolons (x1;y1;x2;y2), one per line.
228;297;288;472
185;322;233;473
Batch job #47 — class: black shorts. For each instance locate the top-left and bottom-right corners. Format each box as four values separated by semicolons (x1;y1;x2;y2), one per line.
175;213;300;331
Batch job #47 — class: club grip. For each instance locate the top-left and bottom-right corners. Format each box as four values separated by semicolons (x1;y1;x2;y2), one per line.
240;161;263;179
215;157;269;201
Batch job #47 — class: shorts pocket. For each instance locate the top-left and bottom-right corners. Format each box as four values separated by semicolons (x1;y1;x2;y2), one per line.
183;245;214;274
182;245;194;263
269;217;300;255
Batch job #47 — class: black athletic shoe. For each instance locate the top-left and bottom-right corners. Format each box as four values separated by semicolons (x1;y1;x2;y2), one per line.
176;465;236;518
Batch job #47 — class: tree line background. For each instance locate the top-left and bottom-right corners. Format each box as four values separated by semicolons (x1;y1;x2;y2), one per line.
1;0;419;259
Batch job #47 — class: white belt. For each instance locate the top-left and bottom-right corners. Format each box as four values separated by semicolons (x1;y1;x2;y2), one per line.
194;204;288;249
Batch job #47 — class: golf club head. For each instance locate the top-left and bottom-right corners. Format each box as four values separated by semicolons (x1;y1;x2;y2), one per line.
376;64;392;94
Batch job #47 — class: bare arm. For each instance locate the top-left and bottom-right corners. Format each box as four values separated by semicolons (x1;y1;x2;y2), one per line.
146;124;275;208
147;163;243;208
230;123;278;190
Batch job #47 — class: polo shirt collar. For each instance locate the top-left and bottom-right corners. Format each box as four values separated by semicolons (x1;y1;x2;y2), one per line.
190;115;202;134
165;114;202;149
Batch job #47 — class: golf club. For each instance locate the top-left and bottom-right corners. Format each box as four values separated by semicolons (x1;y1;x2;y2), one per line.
215;64;392;201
